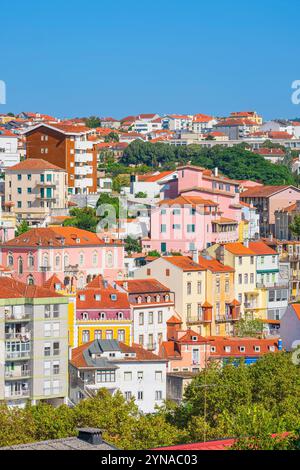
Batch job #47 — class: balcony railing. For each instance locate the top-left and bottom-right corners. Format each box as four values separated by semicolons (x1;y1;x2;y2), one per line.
5;349;31;360
5;312;31;322
64;264;79;273
5;389;31;399
5;369;31;379
187;316;204;324
39;266;52;272
5;332;31;341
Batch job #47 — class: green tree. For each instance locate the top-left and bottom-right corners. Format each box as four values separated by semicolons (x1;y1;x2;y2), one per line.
147;250;161;257
27;402;76;440
125;236;142;254
112;174;130;193
104;132;119;143
85;116;101;128
135;191;147;198
15;220;30;237
289;214;300;240
0;405;36;447
63;207;99;232
234;318;264;337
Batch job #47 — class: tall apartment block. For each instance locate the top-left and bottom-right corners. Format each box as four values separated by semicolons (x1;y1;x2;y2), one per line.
0;277;69;407
23;123;97;194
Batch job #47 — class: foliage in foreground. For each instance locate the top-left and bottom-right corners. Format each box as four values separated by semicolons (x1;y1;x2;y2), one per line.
1;353;300;450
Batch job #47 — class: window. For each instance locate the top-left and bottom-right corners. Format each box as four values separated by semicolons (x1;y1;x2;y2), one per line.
44;343;51;357
224;346;231;353
187;282;192;295
106;251;113;268
197;281;202;294
172;224;181;230
225;279;229;293
53;362;60;375
269;290;275;302
160;224;166;233
250;273;254;284
17;174;22;180
187;224;195;233
79;253;84;267
44;380;51;396
250;256;254;265
28;253;34;269
55;255;60;269
94;330;102;340
187;304;191;317
239;346;246;352
216;278;220;293
261;256;265;265
44;361;51;376
92;251;98;266
147;268;151;276
97;370;116;382
17;201;22;208
238;274;242;284
139;335;144;346
155;390;163;401
139;312;144;325
137;391;143;400
137;371;143;380
53;305;59;318
106;330;113;340
172;209;181;215
125;391;132;401
17;187;22;194
158;311;163;323
254;346;260;352
238;256;242;265
45;305;51;319
244;274;248;284
124;372;132;381
155;371;163;382
18;257;23;275
44;323;51;337
53;342;60;356
149;312;154;324
118;329;125;342
8;253;14;266
166;269;170;276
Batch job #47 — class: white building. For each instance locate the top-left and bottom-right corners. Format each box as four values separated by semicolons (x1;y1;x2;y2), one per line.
163;115;193;131
280;303;300;351
116;279;175;354
0;129;20;171
130;170;177;199
69;339;167;413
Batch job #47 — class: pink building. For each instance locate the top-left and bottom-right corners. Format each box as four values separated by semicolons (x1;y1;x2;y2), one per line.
0;226;125;288
143;165;242;254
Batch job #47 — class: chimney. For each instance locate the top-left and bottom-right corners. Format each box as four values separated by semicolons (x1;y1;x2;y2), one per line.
214;167;218;177
77;428;103;445
244;239;249;247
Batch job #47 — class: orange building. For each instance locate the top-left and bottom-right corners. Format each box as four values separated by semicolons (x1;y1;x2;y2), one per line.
24;123;98;194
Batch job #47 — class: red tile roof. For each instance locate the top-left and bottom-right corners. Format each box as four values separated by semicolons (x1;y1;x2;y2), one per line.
8;158;63;172
43;274;63;291
0;276;63;299
208;336;279;358
198;256;234;272
77;288;130;310
255;148;285;156
248;241;277;255
224;242;255;256
2;227;110;247
240;185;294;198
164;256;205;272
158;195;218;208
116;278;170;294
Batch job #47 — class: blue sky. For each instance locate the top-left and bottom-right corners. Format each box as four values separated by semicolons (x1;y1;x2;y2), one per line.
1;0;300;119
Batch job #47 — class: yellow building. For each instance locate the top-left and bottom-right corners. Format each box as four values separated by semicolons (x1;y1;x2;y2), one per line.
208;242;264;320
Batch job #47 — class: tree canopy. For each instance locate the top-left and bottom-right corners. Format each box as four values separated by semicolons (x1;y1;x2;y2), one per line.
120;141;295;185
63;207;99;232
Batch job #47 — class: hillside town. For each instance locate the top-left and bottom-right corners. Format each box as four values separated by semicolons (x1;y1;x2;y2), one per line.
1;108;300;450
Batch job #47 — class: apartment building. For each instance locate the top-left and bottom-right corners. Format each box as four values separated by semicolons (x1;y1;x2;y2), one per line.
0;128;20;171
134;256;206;332
4;159;68;225
249;241;288;335
208;243;258;318
74;275;131;348
69;339;167;413
0;226;125;287
143;165;242;255
240;185;300;237
24;123;97;194
0;277;69;407
115;278;175;354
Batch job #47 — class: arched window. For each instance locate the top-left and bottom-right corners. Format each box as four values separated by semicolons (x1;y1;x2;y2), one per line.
92;251;98;266
99;312;106;320
64;254;69;268
18;257;23;275
42;253;49;267
137;296;142;304
106;251;113;268
27;275;34;285
82;312;88;320
156;295;161;303
117;312;123;320
28;252;34;269
79;252;84;267
8;252;14;266
55;254;61;269
165;294;170;302
146;296;151;303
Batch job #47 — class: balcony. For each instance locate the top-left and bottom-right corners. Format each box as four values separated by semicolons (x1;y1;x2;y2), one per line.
36;195;56;201
39;265;52;272
5;389;31;399
5;347;31;360
74;153;93;163
36;181;57;187
5;331;31;341
5;368;31;379
244;302;258;309
187;316;205;325
5;312;31;322
64;264;79;273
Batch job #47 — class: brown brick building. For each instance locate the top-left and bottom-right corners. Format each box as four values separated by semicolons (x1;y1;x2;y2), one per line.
24;123;98;194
